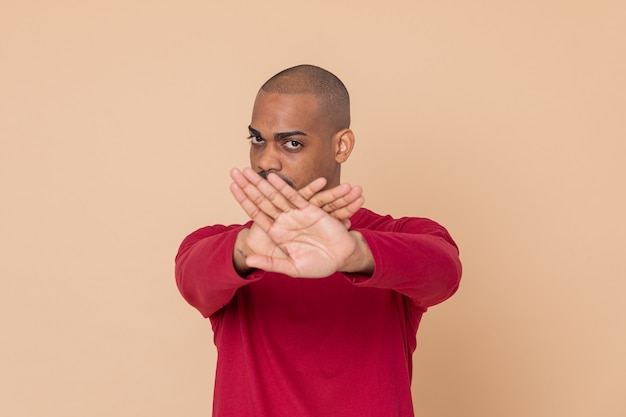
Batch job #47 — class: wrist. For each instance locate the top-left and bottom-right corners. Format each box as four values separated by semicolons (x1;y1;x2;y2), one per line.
340;231;375;275
233;228;253;277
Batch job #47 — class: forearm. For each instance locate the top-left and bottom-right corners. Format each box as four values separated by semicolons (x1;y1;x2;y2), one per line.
347;229;462;308
175;226;257;317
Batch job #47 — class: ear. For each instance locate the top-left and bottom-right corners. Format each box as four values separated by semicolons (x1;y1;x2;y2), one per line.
334;129;355;163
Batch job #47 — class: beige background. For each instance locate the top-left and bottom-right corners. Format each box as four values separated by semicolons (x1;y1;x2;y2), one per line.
1;1;624;416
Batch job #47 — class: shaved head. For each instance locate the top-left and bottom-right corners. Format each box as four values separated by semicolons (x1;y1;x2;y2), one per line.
260;64;351;131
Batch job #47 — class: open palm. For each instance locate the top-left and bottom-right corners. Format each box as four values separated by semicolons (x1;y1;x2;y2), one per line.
230;168;359;278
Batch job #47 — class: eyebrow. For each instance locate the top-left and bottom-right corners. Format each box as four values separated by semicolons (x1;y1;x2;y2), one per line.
248;126;308;141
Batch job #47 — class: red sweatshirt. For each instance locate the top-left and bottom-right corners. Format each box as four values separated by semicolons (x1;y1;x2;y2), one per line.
175;208;462;417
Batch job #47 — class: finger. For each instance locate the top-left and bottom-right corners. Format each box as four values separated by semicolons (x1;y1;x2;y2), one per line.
266;172;310;210
241;168;296;213
231;168;287;219
327;196;365;221
321;185;362;211
229;182;273;231
298;177;327;201
309;183;352;208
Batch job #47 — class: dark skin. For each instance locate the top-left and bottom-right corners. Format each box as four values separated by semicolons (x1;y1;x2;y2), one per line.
231;91;375;278
248;92;347;190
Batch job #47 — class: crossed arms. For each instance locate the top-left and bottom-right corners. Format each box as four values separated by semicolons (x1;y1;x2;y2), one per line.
175;169;462;318
229;168;374;278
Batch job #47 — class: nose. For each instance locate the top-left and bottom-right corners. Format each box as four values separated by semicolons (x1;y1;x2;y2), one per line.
255;142;282;173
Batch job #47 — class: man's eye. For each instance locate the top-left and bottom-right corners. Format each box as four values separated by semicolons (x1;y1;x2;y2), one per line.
284;140;302;150
248;135;264;145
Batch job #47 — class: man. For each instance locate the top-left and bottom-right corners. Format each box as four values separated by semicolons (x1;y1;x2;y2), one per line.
175;64;462;417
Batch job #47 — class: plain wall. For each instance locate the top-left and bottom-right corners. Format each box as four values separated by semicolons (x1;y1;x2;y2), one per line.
1;1;624;416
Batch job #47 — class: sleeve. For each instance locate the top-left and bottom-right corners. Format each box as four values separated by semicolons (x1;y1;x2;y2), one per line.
348;217;462;309
174;223;261;318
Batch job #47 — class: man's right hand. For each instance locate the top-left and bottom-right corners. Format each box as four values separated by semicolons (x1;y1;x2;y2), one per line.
298;177;364;228
232;173;364;276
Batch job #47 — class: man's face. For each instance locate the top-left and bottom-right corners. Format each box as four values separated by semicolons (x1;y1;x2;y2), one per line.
248;91;341;191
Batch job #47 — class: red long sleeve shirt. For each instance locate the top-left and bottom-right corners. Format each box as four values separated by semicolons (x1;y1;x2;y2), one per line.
175;208;462;417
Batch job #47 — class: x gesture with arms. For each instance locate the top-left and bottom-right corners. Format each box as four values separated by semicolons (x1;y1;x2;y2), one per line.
230;167;374;278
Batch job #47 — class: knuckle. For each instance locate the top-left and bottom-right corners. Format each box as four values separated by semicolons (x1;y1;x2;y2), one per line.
252;194;265;206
